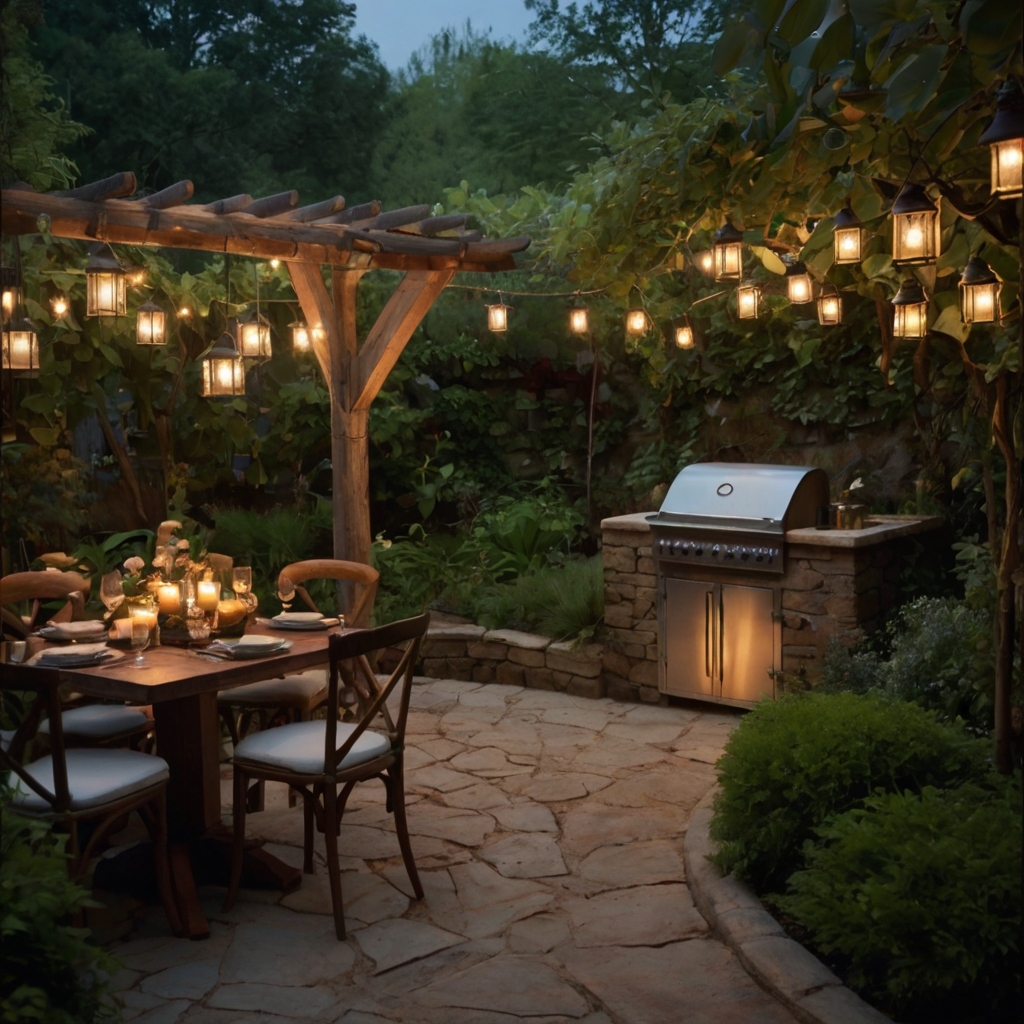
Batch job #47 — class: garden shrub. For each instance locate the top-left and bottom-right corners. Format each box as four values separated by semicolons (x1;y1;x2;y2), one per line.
1;808;119;1023
773;780;1021;1024
710;692;991;891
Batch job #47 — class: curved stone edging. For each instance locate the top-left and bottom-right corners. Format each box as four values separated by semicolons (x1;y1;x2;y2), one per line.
684;789;894;1024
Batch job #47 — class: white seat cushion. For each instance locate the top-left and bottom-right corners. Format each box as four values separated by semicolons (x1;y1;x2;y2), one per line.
233;720;391;775
11;749;169;812
218;670;328;706
40;705;152;739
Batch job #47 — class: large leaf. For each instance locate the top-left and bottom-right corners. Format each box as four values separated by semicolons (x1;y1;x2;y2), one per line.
885;46;948;122
751;245;787;274
932;304;967;341
961;0;1023;56
777;0;829;47
29;427;60;446
809;13;856;72
712;19;756;76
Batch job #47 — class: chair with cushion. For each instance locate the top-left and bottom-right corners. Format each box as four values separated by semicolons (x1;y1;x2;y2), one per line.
223;612;429;940
1;676;181;935
1;570;154;750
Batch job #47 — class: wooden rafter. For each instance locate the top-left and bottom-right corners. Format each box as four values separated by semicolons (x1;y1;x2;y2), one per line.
0;172;530;578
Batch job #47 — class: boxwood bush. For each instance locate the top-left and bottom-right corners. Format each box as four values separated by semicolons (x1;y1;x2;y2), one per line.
773;781;1021;1023
710;692;990;891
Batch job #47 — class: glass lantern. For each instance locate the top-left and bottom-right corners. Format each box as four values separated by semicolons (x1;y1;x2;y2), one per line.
201;328;246;397
785;260;813;304
2;316;39;371
85;246;127;317
1;268;21;324
833;204;864;265
737;283;761;319
892;279;928;340
675;316;695;349
486;303;510;332
695;250;715;277
979;80;1024;199
290;321;311;353
238;310;272;360
625;307;649;336
136;301;167;345
817;289;843;326
569;307;589;335
891;185;939;266
958;257;1001;324
713;223;744;281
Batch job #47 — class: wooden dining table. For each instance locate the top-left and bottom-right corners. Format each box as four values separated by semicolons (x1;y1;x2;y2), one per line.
2;621;351;939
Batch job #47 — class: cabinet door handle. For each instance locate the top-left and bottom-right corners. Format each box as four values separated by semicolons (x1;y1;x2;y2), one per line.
718;592;725;682
705;590;713;679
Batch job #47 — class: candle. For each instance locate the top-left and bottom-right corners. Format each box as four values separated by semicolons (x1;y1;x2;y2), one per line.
196;580;220;612
129;606;158;630
157;583;182;615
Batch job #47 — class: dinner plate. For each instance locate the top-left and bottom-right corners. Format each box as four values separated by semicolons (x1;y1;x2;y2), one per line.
37;621;108;641
31;644;121;668
209;637;292;660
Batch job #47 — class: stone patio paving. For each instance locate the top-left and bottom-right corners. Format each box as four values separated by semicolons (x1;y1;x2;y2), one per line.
110;679;799;1024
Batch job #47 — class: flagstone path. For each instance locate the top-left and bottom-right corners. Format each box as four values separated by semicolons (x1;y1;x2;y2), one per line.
110;679;799;1024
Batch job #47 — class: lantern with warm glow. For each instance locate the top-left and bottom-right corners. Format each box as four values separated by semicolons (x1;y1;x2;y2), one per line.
1;268;21;324
238;310;272;360
201;328;246;398
486;303;511;332
817;288;842;326
625;307;649;336
833;204;864;265
85;246;127;316
892;279;928;339
695;250;714;277
958;256;1001;324
713;224;744;281
51;295;68;317
891;185;939;266
136;301;167;345
785;260;813;304
737;283;761;319
675;315;695;349
291;321;311;353
569;307;589;335
2;316;39;371
979;80;1024;199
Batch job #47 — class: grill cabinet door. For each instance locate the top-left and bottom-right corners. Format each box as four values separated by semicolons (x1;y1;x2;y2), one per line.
662;577;715;696
720;584;775;703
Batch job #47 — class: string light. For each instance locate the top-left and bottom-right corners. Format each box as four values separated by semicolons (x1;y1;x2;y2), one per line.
50;295;69;317
569;307;590;335
675;315;695;349
486;302;511;332
625;307;649;336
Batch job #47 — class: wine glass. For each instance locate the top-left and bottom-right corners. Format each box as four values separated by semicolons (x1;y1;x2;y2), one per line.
130;618;151;664
232;566;252;597
100;572;125;617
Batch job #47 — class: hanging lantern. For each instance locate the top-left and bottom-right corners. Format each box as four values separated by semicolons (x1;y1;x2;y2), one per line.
136;301;167;345
569;307;590;335
833;204;864;265
85;246;127;317
958;256;1002;324
785;260;814;304
486;302;511;333
713;224;744;281
290;321;312;353
675;315;695;349
238;309;272;360
201;326;246;397
891;185;939;266
737;283;761;319
892;279;928;339
1;268;21;324
695;250;715;277
625;307;649;336
979;80;1024;199
2;316;39;371
817;288;843;326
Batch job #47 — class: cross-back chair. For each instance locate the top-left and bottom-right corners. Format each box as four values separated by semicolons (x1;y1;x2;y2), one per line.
223;612;429;940
1;675;181;935
1;571;153;750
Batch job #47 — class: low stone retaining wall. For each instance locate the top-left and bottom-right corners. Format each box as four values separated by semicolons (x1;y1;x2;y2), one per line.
418;623;605;699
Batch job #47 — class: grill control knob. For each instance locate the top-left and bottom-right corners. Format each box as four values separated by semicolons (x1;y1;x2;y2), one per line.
680;542;690;556
724;547;734;559
694;545;703;556
740;547;750;560
754;549;764;562
711;545;720;558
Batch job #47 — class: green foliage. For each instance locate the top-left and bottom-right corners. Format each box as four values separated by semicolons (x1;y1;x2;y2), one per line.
710;692;991;891
773;781;1022;1023
0;808;119;1024
1;444;89;553
511;556;604;642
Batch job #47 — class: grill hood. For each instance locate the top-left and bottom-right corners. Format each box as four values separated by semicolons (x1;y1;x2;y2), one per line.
647;462;829;535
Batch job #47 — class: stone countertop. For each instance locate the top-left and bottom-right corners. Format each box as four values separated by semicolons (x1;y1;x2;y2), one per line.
602;512;943;549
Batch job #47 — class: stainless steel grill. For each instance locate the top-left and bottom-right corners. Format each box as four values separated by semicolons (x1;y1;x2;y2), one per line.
649;463;829;707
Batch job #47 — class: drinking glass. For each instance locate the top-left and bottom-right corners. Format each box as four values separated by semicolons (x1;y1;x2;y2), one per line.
232;566;252;597
100;572;125;616
130;618;151;664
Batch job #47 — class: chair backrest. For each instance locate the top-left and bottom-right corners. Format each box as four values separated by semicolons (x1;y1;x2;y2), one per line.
278;559;380;627
0;570;92;637
0;676;70;812
321;612;429;776
207;552;234;572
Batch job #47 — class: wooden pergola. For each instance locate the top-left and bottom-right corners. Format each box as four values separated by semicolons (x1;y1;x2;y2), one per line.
1;172;529;580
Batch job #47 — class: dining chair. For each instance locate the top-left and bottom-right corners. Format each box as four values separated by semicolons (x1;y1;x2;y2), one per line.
1;570;154;750
1;675;182;936
217;559;381;746
223;611;429;940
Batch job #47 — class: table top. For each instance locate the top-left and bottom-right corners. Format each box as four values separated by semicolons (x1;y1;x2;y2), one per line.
0;622;351;704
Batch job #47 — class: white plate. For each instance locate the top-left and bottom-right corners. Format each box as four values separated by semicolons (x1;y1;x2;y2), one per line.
269;619;332;631
272;612;324;624
38;622;107;640
37;642;111;659
234;635;288;649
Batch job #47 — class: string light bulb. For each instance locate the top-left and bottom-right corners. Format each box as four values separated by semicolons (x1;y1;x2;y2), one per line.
695;250;714;277
569;307;589;335
50;295;69;317
675;316;695;349
979;80;1024;199
891;185;939;266
892;279;928;339
958;256;1001;324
